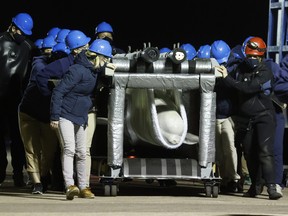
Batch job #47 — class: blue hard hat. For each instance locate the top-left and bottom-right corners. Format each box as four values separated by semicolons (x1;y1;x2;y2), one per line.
47;27;61;39
197;45;211;58
34;39;43;49
42;36;57;48
65;30;91;50
52;42;70;54
159;47;171;54
56;29;70;43
95;21;113;35
180;43;197;60
210;40;231;64
12;13;33;35
89;39;112;58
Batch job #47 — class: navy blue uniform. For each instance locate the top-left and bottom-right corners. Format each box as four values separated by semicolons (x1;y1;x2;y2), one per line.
223;61;277;186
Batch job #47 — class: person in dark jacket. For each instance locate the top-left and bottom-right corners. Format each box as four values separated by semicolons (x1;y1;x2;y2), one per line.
50;39;116;200
230;36;255;190
216;36;282;200
18;35;62;195
212;40;241;193
232;37;286;194
37;30;95;194
95;21;125;56
0;12;37;187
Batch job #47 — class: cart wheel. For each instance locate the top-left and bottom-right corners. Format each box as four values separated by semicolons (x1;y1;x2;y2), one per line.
205;185;212;197
104;184;110;196
111;184;118;196
212;185;219;198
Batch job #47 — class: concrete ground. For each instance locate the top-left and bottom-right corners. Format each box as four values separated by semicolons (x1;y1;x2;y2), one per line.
1;149;288;216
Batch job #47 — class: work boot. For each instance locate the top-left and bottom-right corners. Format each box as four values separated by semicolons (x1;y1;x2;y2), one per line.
66;185;80;200
79;187;95;199
267;184;282;200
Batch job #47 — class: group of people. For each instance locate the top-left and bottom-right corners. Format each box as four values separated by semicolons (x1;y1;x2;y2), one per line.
178;37;288;200
211;37;287;200
0;12;119;200
0;12;287;201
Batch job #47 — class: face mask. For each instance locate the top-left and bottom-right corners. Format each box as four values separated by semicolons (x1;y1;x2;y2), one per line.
13;33;26;44
245;58;260;70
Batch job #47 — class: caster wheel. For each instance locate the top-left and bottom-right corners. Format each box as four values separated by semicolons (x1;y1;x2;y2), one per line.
212;185;219;198
104;184;118;196
205;185;212;197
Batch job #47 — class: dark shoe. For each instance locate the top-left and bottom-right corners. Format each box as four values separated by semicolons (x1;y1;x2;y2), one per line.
41;175;51;192
237;182;244;193
255;183;264;195
32;183;43;194
267;184;282;200
243;185;257;197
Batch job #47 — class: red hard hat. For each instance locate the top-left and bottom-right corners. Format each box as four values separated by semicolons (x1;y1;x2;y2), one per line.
245;36;266;56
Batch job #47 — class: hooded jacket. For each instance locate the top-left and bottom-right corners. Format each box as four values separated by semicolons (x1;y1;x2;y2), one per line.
50;51;98;126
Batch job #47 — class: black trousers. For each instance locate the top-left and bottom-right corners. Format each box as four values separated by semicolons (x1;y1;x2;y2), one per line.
235;111;276;186
0;105;26;181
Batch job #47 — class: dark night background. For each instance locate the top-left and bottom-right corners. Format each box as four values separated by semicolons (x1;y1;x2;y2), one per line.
0;1;270;52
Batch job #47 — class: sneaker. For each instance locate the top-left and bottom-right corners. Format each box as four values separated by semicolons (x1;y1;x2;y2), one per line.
32;183;43;194
275;184;283;197
66;185;80;200
267;184;282;200
244;175;252;186
79;187;95;199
